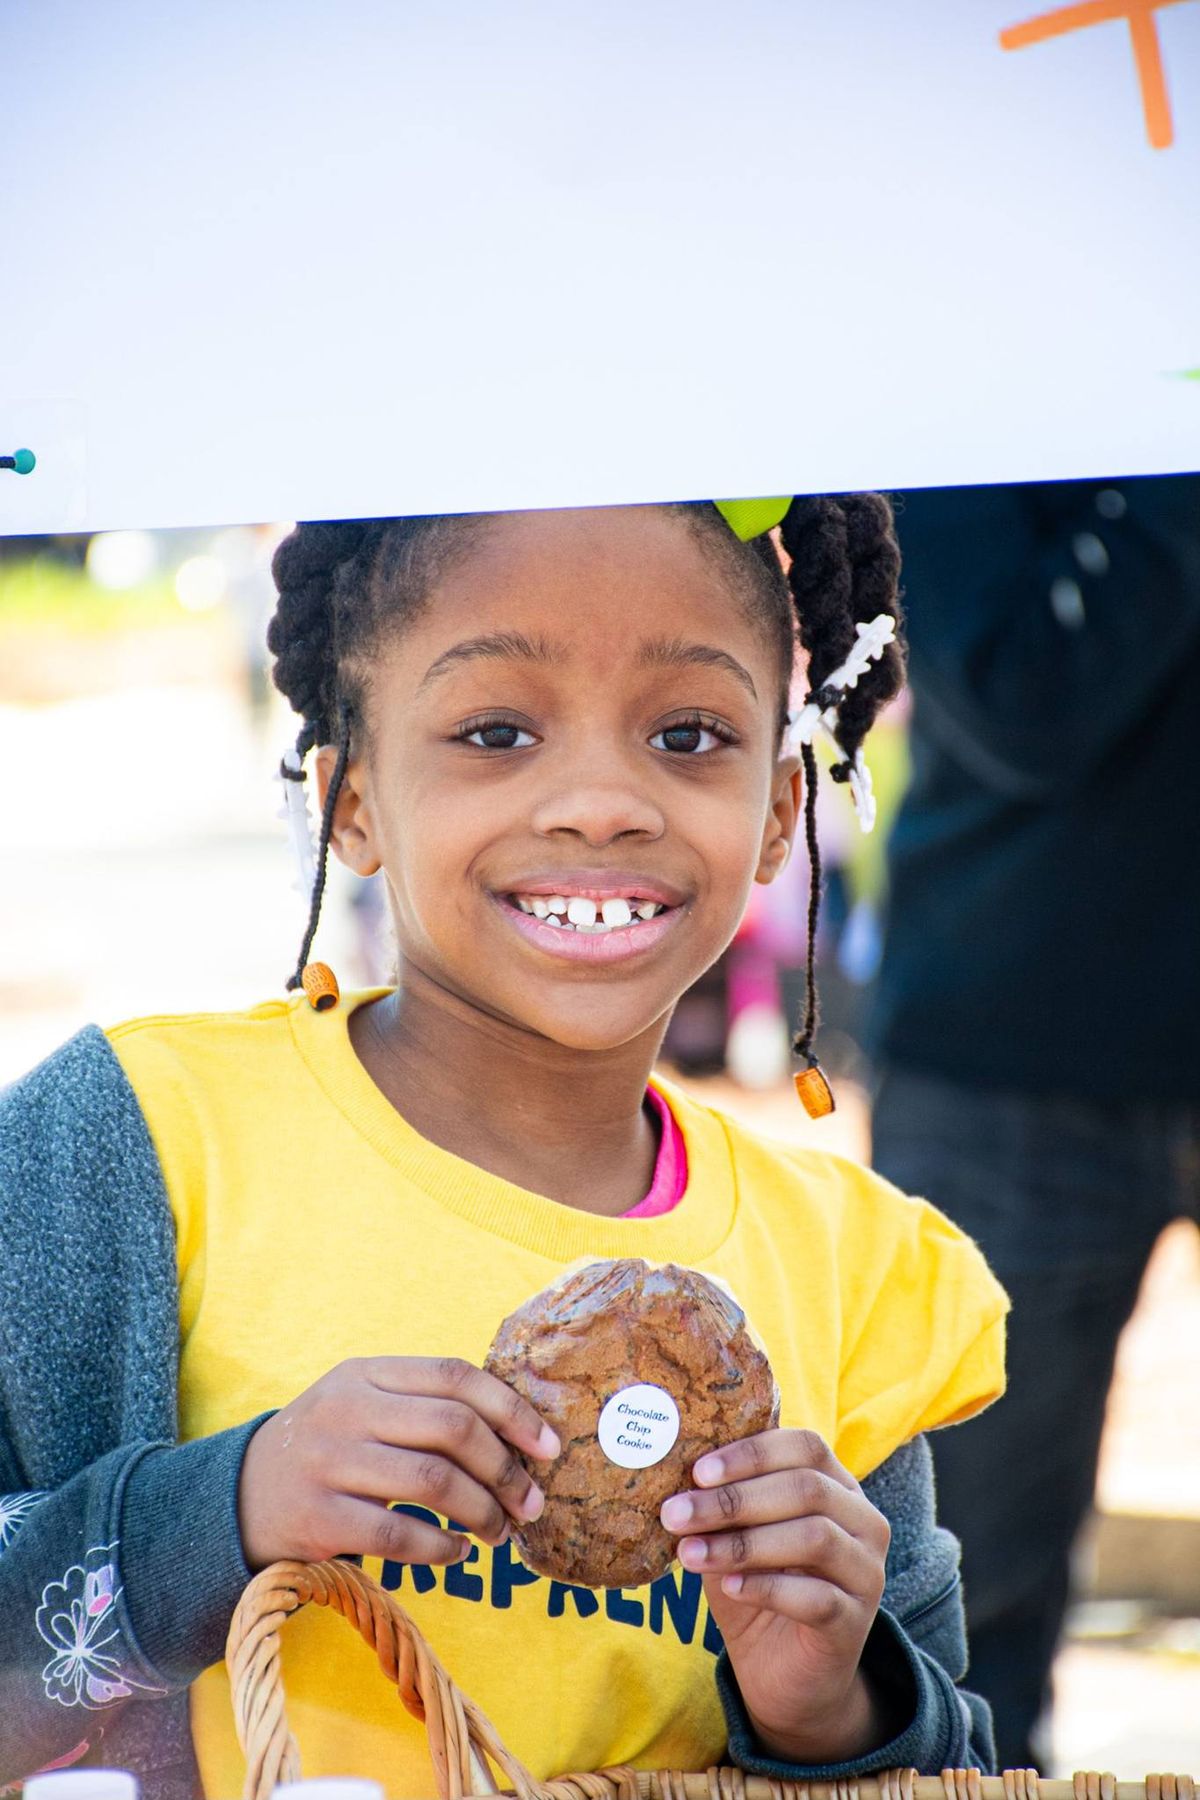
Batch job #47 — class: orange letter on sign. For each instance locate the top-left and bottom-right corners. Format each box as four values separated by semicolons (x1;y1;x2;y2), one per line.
1000;0;1194;149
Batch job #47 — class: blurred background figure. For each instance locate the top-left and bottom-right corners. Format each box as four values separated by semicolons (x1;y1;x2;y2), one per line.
866;474;1200;1769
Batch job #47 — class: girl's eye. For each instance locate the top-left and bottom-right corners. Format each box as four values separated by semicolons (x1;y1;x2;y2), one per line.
650;718;734;755
457;719;537;750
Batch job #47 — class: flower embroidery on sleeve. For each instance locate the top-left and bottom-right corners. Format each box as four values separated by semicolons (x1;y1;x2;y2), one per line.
36;1542;165;1709
0;1491;48;1553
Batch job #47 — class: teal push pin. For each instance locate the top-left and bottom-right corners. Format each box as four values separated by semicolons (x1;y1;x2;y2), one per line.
1;449;36;474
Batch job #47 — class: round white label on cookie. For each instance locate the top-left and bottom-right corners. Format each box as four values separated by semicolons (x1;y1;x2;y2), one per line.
597;1384;681;1469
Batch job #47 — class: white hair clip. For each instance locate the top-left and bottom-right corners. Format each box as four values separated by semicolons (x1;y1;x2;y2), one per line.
274;748;317;899
846;750;877;834
801;716;878;833
783;613;895;834
787;614;897;749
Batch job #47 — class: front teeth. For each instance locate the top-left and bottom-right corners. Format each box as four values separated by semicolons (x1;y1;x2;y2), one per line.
510;894;666;931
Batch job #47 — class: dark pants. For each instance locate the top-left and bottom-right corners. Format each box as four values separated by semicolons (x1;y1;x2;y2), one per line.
871;1067;1200;1771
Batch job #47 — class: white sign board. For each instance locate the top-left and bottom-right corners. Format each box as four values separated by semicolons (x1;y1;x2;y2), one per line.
2;0;1198;535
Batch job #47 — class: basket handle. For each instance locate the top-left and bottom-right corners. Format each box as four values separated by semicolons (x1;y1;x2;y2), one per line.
225;1563;1199;1800
224;1557;541;1800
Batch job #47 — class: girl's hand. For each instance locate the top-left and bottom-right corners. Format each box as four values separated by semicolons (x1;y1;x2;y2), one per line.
659;1429;894;1765
237;1356;560;1573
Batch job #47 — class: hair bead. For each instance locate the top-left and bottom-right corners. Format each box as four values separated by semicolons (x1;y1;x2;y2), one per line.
794;1063;836;1118
301;962;341;1010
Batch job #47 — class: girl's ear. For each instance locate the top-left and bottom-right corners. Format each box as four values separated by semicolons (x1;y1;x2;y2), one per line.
314;745;383;878
755;753;803;885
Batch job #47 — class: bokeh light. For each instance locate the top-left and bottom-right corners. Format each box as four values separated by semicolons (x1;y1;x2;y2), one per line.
85;529;158;590
175;553;229;612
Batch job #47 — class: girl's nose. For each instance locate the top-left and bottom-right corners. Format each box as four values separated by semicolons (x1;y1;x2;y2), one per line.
529;779;666;848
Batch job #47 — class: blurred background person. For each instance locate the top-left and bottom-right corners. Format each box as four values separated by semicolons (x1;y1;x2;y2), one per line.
866;473;1200;1769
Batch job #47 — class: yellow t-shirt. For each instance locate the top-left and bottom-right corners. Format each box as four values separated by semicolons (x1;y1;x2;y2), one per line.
108;991;1008;1800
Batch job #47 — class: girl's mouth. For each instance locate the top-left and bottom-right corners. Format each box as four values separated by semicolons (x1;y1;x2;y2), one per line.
492;890;684;962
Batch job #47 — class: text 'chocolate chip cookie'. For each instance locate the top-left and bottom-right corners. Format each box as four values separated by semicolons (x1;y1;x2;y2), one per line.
484;1259;780;1588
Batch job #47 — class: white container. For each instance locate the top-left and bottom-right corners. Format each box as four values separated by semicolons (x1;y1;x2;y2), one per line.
272;1784;384;1800
24;1774;139;1800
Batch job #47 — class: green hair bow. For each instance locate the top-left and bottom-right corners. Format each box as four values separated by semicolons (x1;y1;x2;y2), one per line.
713;496;792;541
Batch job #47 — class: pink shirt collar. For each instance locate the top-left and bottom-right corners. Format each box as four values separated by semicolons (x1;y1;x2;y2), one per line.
621;1086;688;1219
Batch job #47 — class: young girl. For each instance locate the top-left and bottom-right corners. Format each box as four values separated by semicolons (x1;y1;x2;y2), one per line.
0;498;1007;1799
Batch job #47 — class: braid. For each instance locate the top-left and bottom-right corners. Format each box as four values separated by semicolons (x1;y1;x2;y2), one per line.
830;492;905;766
268;522;374;989
779;492;904;774
266;513;485;988
773;493;904;1097
267;521;372;743
780;495;855;684
286;708;352;992
795;741;823;1066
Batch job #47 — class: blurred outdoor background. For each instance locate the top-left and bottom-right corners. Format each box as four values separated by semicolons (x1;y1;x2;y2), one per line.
1;522;1198;1772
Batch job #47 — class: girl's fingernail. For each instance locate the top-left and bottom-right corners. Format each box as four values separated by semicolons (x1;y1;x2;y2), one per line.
520;1485;545;1522
679;1536;708;1568
455;1538;473;1563
537;1426;562;1459
693;1455;724;1486
661;1495;693;1531
722;1574;744;1597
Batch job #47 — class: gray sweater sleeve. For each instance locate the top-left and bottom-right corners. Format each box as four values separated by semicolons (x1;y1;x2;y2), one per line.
0;1029;264;1786
717;1435;995;1776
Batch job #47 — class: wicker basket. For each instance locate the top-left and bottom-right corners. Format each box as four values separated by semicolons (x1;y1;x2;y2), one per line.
224;1560;1197;1800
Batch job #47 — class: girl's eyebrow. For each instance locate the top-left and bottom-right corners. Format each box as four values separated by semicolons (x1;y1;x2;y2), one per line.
418;630;555;690
638;636;758;700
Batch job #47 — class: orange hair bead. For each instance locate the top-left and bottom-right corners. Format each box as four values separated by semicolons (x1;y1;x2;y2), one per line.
300;962;340;1011
794;1063;835;1119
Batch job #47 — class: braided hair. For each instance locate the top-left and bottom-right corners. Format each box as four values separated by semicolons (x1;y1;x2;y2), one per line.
776;494;904;1066
268;514;488;986
267;499;904;1070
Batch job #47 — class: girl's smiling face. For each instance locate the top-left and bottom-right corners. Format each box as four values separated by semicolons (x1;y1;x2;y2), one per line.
324;506;801;1053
